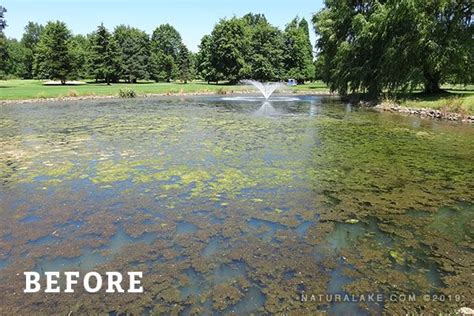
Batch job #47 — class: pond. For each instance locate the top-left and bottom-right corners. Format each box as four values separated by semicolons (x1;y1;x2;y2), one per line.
0;95;472;314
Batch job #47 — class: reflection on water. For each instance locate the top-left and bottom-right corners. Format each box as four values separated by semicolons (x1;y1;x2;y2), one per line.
0;95;473;314
253;102;280;116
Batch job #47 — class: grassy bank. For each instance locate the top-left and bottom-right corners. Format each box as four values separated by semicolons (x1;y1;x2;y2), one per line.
393;85;474;115
0;80;330;101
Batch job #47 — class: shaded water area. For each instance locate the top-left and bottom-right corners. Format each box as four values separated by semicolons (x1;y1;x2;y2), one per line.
0;95;473;314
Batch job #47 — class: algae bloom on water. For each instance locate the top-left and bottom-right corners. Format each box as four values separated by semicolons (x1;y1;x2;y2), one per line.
0;95;472;314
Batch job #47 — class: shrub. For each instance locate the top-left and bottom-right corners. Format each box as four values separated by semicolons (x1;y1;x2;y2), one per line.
67;90;79;97
119;88;137;98
216;87;227;95
441;97;466;115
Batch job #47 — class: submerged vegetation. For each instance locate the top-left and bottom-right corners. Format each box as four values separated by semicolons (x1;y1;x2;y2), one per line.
0;96;472;314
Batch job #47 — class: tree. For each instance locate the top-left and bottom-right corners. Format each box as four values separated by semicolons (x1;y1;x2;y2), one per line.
34;21;73;84
0;33;8;78
415;0;473;93
196;34;220;83
0;6;7;78
150;24;182;82
313;0;473;97
21;22;44;78
177;43;191;83
210;17;248;84
283;17;315;83
0;6;6;32
149;51;176;82
114;25;150;83
90;23;120;84
6;39;27;77
243;14;285;81
69;34;91;79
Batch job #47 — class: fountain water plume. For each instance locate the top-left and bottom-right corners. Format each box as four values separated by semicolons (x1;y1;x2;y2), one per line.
242;80;284;100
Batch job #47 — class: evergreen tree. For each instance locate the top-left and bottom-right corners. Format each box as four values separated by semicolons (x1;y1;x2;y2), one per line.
0;6;7;78
69;34;90;79
34;21;73;84
0;33;8;78
90;24;120;84
177;44;191;83
0;6;6;32
114;25;150;83
149;51;176;82
283;18;315;83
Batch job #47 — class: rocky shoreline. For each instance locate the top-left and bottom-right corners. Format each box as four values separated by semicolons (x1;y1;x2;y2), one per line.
374;103;474;123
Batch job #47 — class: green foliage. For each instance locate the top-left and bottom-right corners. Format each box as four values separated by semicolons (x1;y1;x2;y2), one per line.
283;18;315;83
244;14;285;81
34;21;73;84
90;23;121;84
196;13;315;83
196;35;220;83
149;51;177;82
149;24;183;82
118;88;137;98
313;0;473;98
0;6;6;32
114;25;150;83
210;17;248;84
5;39;27;78
177;44;191;83
21;22;44;78
68;35;90;79
0;6;7;78
0;33;9;78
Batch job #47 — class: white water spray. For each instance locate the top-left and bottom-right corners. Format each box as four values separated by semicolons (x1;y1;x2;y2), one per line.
241;80;284;100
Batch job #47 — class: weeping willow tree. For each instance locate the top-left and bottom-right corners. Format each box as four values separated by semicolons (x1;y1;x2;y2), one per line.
313;0;473;98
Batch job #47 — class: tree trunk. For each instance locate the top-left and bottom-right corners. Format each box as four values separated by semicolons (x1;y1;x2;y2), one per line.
423;71;442;94
61;79;66;85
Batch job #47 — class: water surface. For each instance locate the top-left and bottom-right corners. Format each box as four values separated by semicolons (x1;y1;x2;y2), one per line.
0;95;472;314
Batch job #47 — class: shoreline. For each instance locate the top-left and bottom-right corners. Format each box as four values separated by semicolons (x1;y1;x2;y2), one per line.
1;91;473;124
0;90;335;105
374;102;474;124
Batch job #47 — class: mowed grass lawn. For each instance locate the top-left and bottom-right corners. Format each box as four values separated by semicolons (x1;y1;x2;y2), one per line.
0;80;330;100
397;85;474;115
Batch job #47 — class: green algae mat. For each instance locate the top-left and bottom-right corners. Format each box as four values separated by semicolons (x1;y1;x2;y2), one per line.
0;95;472;314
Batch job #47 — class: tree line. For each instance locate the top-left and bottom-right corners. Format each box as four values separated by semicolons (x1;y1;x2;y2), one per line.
0;10;316;85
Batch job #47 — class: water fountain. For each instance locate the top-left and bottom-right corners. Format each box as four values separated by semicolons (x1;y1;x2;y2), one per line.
241;80;284;100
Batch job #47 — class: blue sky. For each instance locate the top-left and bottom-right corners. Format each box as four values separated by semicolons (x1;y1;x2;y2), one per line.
1;0;324;52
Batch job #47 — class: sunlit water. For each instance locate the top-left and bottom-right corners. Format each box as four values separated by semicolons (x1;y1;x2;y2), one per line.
0;95;472;314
